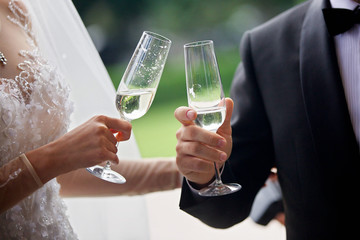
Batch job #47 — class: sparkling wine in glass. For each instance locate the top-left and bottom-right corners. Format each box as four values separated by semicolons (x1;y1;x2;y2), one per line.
87;31;171;184
184;40;241;196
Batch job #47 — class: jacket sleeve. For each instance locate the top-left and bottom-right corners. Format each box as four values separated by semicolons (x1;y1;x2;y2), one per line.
179;31;275;229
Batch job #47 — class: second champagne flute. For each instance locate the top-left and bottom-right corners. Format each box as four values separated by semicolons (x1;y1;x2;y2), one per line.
87;31;171;184
184;40;241;196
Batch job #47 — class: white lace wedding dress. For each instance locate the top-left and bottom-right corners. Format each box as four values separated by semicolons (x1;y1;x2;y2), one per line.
0;1;77;239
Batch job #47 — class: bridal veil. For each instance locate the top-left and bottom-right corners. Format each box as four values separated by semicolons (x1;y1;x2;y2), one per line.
23;0;149;239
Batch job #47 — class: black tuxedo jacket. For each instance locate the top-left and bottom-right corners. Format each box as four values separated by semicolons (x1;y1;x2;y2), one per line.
179;0;360;239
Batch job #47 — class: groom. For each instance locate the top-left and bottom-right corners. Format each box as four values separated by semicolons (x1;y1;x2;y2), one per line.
174;0;360;239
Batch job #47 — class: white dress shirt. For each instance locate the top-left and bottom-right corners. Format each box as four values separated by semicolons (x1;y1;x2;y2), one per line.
330;0;360;145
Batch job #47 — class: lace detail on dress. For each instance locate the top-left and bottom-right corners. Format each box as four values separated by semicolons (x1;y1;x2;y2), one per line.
0;0;77;239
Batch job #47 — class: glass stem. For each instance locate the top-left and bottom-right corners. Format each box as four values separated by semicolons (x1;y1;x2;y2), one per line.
103;141;120;172
213;162;223;186
104;161;111;170
101;161;111;178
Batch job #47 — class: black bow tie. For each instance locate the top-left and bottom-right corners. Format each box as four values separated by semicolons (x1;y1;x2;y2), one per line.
322;5;360;36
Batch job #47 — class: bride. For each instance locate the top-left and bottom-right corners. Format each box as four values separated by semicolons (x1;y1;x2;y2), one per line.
0;0;180;239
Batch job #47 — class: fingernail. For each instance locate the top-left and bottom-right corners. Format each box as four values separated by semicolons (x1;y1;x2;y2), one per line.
186;110;196;119
109;128;118;134
218;139;226;147
220;152;227;161
116;132;123;141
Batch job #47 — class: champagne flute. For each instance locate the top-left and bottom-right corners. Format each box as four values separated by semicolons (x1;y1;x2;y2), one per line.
184;40;241;196
87;31;171;184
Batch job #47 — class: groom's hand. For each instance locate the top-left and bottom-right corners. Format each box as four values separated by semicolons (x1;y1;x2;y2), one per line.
174;98;234;186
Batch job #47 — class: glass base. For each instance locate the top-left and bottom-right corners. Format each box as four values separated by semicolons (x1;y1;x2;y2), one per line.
87;165;126;184
198;183;241;197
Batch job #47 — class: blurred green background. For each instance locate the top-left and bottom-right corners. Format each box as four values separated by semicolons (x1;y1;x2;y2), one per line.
73;0;305;158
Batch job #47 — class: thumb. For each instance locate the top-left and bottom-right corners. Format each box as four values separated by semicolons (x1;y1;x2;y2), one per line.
174;106;197;126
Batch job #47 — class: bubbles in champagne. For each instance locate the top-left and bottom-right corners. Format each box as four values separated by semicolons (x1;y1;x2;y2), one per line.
116;89;155;121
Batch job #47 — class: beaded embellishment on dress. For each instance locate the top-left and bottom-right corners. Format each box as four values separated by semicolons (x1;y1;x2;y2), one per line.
0;0;77;239
0;51;7;65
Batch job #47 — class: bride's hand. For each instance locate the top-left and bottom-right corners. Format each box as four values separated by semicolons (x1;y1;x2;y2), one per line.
26;115;132;183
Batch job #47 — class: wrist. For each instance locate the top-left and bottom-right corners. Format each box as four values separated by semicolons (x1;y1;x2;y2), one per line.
186;163;225;190
25;142;63;184
188;176;216;190
19;154;43;187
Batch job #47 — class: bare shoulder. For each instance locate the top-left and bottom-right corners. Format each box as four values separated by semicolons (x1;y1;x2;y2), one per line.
0;0;9;11
0;0;32;79
0;0;28;13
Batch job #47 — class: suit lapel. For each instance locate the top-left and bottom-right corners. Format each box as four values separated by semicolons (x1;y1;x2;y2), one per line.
299;0;359;168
